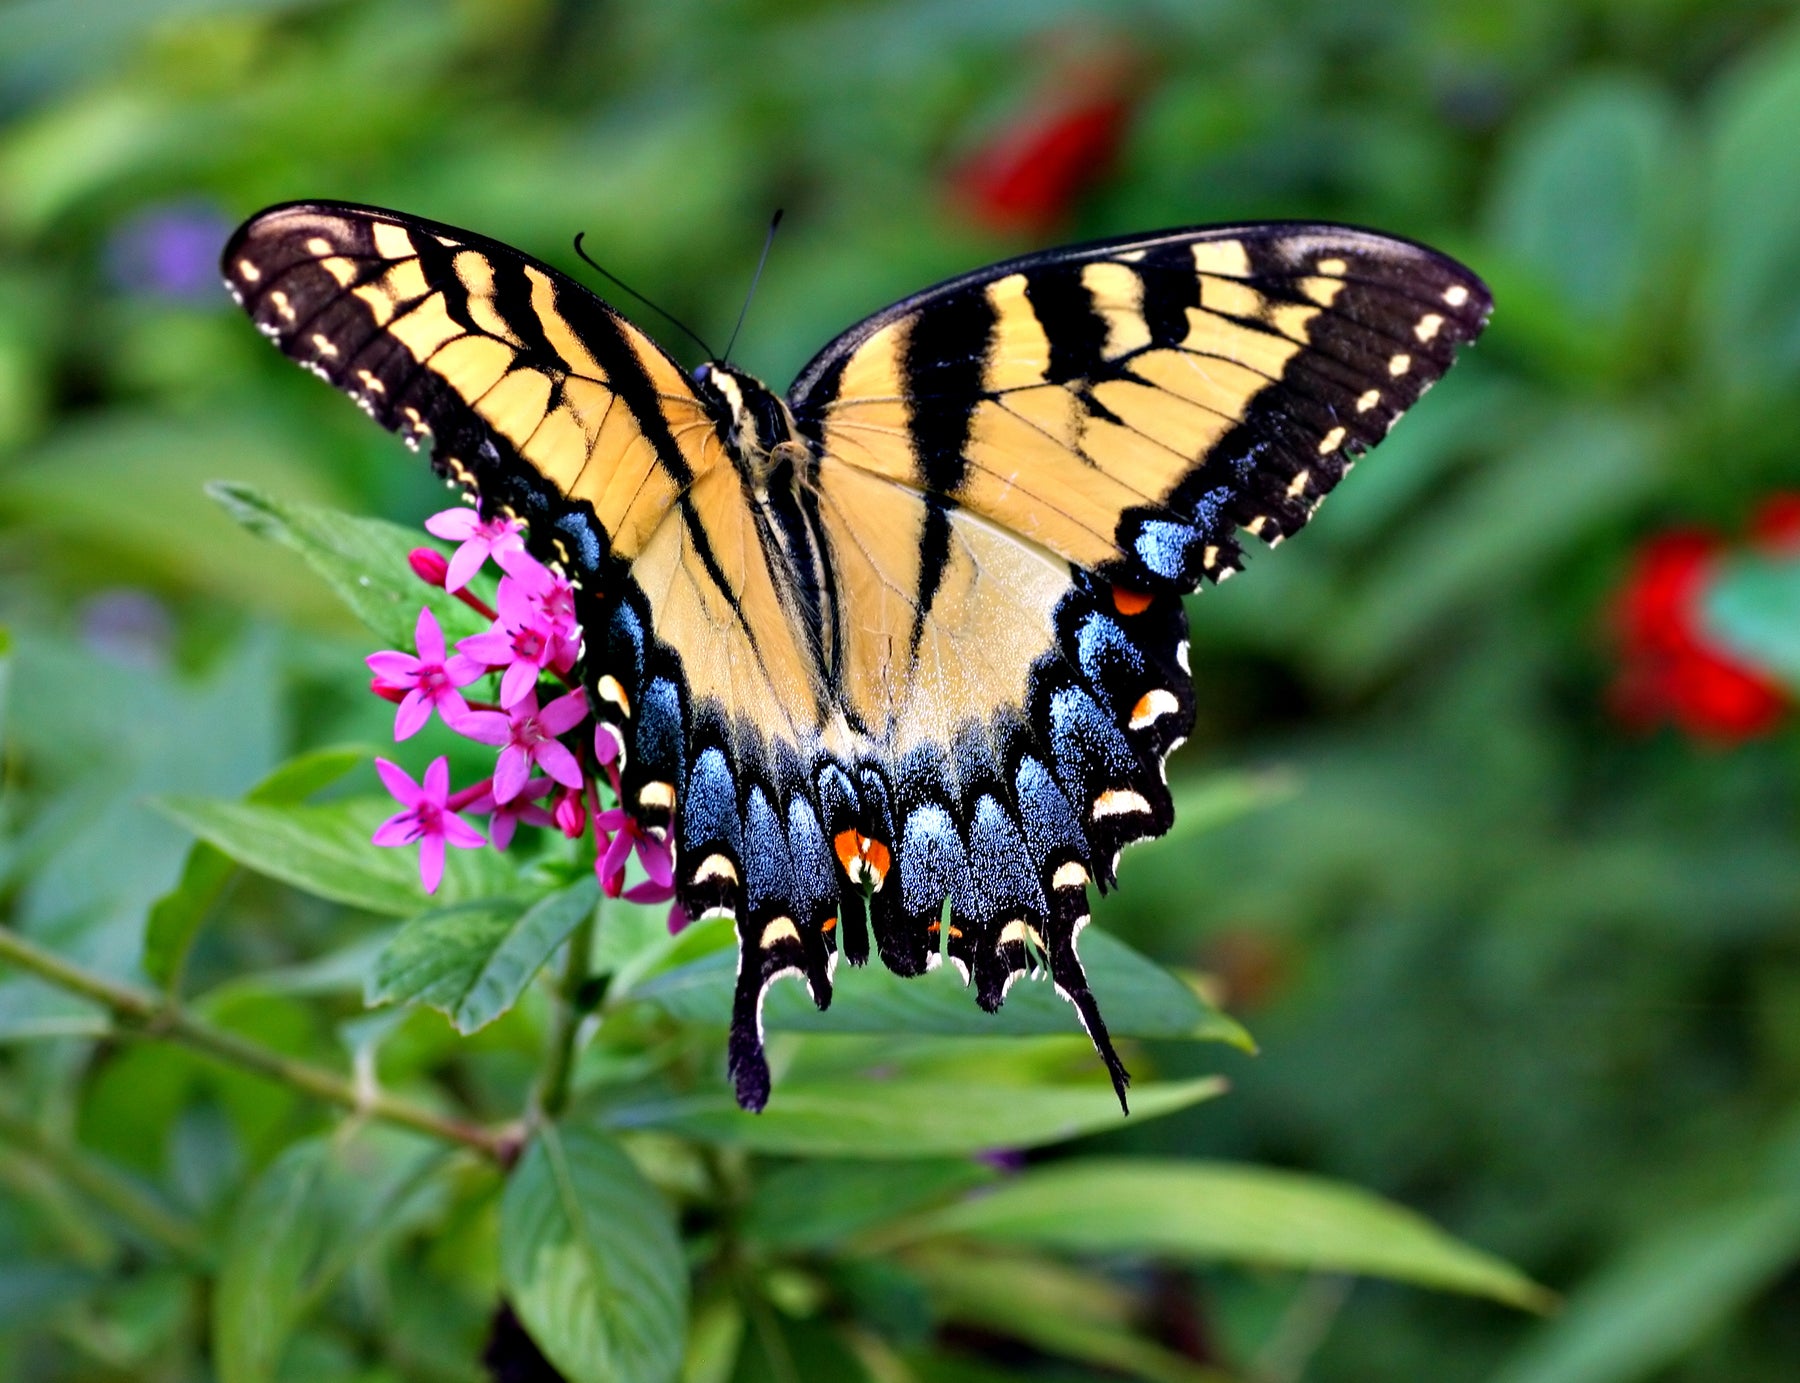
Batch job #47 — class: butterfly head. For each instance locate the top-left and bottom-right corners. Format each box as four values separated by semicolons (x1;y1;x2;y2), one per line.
693;361;801;471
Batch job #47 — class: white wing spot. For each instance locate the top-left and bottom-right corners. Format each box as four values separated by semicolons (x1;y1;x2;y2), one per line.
310;333;340;360
1317;427;1345;455
1093;788;1152;820
1414;313;1444;342
1316;257;1347;275
1443;284;1470;307
236;259;261;284
1388;353;1411;377
1356;388;1380;412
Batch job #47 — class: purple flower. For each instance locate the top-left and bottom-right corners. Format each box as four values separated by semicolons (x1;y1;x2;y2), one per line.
462;776;558;850
497;547;580;647
366;607;487;740
372;756;487;894
454;688;589;802
457;578;569;707
424;507;524;592
596;807;676;902
109;200;233;301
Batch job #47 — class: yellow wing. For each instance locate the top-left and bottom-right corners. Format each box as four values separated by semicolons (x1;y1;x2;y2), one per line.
792;223;1491;592
223;201;723;564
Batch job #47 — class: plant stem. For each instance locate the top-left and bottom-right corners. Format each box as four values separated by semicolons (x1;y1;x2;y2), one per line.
0;1098;211;1267
0;926;512;1163
536;903;597;1120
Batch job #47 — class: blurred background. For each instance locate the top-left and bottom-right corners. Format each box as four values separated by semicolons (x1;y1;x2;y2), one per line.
5;1;1800;1380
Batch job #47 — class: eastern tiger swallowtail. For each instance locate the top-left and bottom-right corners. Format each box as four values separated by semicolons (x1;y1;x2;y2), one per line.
222;202;1490;1112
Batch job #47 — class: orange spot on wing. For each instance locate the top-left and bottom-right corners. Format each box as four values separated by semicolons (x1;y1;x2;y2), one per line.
822;916;837;933
834;829;892;888
1112;586;1153;616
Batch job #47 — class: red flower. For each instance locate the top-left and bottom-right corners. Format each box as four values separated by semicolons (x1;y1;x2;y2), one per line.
1609;499;1799;742
951;53;1142;236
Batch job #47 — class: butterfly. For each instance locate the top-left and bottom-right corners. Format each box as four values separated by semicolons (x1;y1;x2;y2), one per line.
223;202;1490;1112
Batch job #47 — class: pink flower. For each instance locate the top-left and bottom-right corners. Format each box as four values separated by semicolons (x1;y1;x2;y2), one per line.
457;578;568;707
497;546;580;646
366;607;486;740
424;506;524;592
408;547;450;587
553;789;586;839
454;688;589;802
462;776;557;850
595;807;676;903
372;756;487;894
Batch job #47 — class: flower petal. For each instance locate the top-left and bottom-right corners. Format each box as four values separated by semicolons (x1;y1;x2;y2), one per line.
374;757;423;806
413;606;446;664
488;809;518;850
394;691;432;741
450;708;512;746
418;834;446;894
424;508;480;541
445;541;488;593
444;653;487;686
533;738;585;790
499;659;540;707
442;812;487;849
636;834;675;888
422;755;451;804
372;810;421;847
624;877;677;905
366;650;420;682
539;688;589;734
493;746;530;804
457;629;515;666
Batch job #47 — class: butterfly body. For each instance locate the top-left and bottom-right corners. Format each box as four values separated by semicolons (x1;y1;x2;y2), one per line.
223;202;1490;1111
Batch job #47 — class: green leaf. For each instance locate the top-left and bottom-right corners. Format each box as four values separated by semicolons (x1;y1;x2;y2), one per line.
154;794;515;916
369;878;598;1032
1487;75;1685;330
206;481;486;650
743;1158;998;1253
144;746;372;990
212;1131;444;1383
1702;555;1800;691
893;1159;1551;1311
629;921;1248;1047
1492;1191;1800;1383
1703;25;1800;382
501;1124;687;1383
212;1138;330;1383
603;1077;1225;1158
905;1246;1229;1383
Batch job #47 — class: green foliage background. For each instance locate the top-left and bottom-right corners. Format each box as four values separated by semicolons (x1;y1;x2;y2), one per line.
4;1;1800;1381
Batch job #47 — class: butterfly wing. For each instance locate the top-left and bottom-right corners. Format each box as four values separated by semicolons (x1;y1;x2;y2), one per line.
222;201;723;565
791;222;1491;588
224;202;837;851
750;224;1490;1106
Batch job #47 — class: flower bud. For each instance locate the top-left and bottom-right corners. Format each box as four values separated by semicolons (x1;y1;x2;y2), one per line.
370;677;407;704
554;789;586;839
409;547;451;587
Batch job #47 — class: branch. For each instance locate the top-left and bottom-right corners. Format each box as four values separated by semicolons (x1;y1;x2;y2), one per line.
0;1099;210;1267
0;926;515;1163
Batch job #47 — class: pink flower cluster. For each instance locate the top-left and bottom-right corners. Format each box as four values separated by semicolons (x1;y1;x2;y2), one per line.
367;505;684;928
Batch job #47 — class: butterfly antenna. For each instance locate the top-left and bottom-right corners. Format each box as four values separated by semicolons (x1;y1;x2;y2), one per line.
722;209;784;365
572;233;715;359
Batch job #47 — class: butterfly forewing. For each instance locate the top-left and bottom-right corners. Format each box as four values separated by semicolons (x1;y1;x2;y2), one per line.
222;201;723;566
790;223;1492;591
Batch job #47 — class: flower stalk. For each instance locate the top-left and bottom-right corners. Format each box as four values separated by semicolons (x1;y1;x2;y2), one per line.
0;926;514;1162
